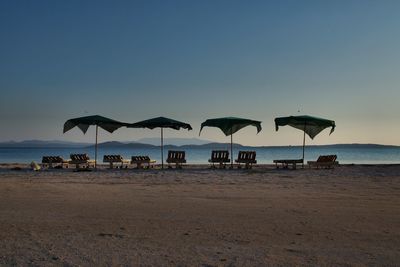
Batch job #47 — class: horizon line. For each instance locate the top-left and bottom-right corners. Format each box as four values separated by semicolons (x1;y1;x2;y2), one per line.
0;140;399;148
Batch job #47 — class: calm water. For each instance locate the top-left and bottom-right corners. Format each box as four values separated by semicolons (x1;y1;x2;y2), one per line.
1;146;400;164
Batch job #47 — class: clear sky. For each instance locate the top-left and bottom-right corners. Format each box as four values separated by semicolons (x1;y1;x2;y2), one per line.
1;0;399;146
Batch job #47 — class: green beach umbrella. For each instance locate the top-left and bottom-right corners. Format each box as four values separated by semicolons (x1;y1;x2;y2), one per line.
63;115;126;169
127;117;193;169
274;115;336;166
199;117;262;168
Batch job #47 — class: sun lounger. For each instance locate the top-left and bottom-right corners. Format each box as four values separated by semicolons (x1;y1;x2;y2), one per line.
166;150;186;169
208;150;230;168
307;155;338;169
235;151;257;169
41;156;69;169
131;156;156;169
103;155;130;169
273;159;303;169
69;154;95;169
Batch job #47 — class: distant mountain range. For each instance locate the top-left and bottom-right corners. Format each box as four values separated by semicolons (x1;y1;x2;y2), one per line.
136;137;211;146
0;139;399;149
94;141;244;149
0;138;211;148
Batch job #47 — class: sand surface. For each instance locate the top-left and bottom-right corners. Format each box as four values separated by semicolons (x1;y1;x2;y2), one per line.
0;164;399;266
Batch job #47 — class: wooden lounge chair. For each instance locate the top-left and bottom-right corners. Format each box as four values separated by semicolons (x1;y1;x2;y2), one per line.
69;154;95;169
166;150;186;169
208;150;230;168
131;156;156;169
235;151;257;169
273;159;303;169
41;156;69;169
103;155;130;169
308;155;338;169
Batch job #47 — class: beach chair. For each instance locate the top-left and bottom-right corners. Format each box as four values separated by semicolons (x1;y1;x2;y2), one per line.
208;150;230;168
273;159;303;169
131;156;156;169
69;154;95;169
166;150;186;169
103;155;130;169
307;155;338;169
41;156;69;169
235;151;257;169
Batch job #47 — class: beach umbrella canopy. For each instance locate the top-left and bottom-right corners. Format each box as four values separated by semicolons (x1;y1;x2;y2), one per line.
199;117;262;168
128;116;192;131
274;115;336;165
127;117;192;168
63;115;126;168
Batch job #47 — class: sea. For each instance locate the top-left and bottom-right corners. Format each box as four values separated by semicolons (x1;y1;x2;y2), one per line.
1;145;400;164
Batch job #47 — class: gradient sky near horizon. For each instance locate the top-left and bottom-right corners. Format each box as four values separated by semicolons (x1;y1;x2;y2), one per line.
1;0;399;146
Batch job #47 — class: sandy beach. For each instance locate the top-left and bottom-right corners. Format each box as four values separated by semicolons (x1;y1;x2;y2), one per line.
0;164;399;266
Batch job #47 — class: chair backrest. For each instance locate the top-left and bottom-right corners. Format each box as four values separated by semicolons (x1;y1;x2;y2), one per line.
247;151;256;160
70;154;90;161
237;151;256;161
317;155;337;163
237;151;246;160
104;155;123;161
132;156;146;161
167;150;185;160
211;150;229;160
42;156;63;163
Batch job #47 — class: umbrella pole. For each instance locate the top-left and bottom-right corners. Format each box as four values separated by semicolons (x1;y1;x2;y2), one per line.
230;132;233;169
161;127;164;169
95;125;98;169
302;122;306;168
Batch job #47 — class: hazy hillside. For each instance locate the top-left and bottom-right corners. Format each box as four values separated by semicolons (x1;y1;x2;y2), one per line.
136;137;211;146
1;140;399;149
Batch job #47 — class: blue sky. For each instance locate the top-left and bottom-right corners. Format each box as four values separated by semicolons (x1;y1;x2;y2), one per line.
1;0;399;145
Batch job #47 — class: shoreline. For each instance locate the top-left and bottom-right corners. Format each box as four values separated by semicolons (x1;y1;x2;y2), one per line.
0;162;400;172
